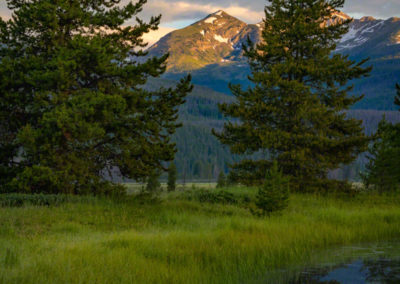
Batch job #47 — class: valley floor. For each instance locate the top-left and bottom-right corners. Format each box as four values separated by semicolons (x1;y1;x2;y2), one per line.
1;187;400;283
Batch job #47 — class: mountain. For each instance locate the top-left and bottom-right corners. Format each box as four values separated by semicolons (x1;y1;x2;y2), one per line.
149;11;400;110
337;16;400;53
148;10;260;72
144;11;400;181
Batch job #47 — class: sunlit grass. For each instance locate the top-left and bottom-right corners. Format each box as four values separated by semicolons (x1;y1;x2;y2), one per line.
0;189;399;283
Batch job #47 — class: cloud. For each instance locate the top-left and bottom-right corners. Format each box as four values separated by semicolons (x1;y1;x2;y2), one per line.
0;1;10;20
2;1;400;24
1;0;400;44
141;0;264;24
142;26;175;47
139;0;400;23
343;0;400;19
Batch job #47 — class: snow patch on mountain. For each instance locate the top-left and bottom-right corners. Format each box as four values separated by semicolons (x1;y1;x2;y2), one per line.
205;17;217;24
214;34;229;43
362;21;384;33
340;26;359;43
338;20;385;50
200;30;205;36
214;10;223;16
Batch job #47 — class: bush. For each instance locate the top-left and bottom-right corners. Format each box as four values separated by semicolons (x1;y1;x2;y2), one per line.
253;161;290;216
0;194;73;207
7;165;127;196
9;166;61;194
0;191;125;207
216;171;226;188
182;189;239;205
146;171;161;192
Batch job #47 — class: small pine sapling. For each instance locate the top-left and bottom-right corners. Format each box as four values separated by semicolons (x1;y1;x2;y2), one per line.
146;171;161;192
254;161;290;216
216;171;227;188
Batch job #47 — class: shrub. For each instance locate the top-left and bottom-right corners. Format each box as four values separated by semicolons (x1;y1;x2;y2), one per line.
183;189;239;205
254;161;290;216
146;171;161;192
216;171;226;188
9;166;61;194
0;194;73;207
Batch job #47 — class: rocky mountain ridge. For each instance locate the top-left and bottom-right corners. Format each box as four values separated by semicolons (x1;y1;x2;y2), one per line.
148;10;260;71
149;10;400;73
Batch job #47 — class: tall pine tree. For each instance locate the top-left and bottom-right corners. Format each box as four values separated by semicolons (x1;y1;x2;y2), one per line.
0;0;192;194
213;0;371;190
362;84;400;192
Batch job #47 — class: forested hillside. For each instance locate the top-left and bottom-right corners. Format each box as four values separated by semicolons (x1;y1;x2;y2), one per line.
145;79;400;181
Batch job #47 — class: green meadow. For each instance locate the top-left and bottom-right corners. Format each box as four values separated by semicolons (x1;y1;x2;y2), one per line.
1;187;400;283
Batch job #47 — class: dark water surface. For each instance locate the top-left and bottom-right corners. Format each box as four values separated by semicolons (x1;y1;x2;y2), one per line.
259;242;400;283
291;242;400;284
293;258;400;283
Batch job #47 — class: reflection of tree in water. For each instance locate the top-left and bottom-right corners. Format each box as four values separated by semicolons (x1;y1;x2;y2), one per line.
362;258;400;283
291;258;400;283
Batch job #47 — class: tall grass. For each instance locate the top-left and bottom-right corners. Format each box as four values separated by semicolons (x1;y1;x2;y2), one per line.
0;189;399;283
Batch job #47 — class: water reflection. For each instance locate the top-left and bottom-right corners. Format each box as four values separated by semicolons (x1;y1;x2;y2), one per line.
292;258;400;283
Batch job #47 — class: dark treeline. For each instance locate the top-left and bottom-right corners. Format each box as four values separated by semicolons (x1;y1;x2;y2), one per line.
159;83;400;181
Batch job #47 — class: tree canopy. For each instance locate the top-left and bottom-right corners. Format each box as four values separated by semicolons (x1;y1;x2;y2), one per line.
214;0;371;190
0;0;192;194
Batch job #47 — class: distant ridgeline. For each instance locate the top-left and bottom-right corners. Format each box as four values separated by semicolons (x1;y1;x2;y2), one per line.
144;79;400;182
148;11;400;110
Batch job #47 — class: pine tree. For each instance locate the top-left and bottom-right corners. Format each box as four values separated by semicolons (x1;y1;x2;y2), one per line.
362;119;400;192
216;171;226;188
0;0;192;194
213;0;371;191
363;85;400;193
167;163;177;192
146;170;161;192
255;161;290;216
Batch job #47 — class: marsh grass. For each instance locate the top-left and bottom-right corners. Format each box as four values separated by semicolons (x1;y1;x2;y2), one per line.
0;189;399;283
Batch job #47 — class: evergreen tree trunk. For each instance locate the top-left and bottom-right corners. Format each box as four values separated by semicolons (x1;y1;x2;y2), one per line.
167;164;177;192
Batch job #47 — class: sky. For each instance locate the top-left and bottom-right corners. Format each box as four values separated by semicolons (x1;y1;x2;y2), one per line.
1;0;400;46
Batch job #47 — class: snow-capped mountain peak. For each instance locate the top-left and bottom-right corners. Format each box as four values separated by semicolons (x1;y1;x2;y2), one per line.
149;11;400;72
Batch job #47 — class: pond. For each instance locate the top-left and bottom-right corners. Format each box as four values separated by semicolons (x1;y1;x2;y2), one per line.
293;258;400;283
262;242;400;283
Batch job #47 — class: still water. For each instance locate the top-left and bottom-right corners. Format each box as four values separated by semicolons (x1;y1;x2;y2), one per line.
291;242;400;283
293;258;400;283
261;242;400;283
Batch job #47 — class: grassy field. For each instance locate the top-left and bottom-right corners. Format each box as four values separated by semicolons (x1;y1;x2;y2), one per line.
1;187;400;283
